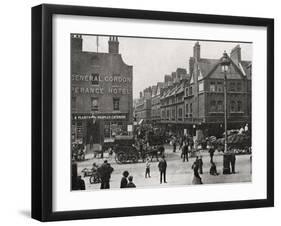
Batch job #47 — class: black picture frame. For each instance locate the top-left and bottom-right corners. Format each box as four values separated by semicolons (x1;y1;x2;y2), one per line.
32;4;274;222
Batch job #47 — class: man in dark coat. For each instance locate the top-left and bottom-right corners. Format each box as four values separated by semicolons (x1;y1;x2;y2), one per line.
208;147;215;163
120;171;129;188
173;140;177;152
182;142;189;162
158;156;167;183
98;160;114;189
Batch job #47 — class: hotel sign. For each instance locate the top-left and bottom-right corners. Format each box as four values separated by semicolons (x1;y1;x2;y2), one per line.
72;74;131;83
72;74;131;95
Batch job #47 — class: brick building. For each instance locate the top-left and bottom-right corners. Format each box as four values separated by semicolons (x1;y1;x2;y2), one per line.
141;42;251;139
183;42;252;137
71;35;133;141
160;79;187;135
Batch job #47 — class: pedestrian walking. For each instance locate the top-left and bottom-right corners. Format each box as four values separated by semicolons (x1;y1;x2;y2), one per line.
198;156;203;174
192;158;203;184
230;153;236;173
127;176;136;188
98;160;114;189
158;156;167;184
145;158;151;178
209;161;219;176
120;171;129;188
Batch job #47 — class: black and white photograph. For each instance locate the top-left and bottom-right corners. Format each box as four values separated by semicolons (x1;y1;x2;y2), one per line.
71;34;252;191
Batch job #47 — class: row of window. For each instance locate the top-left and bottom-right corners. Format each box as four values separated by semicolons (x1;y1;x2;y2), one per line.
161;106;186;120
91;97;120;111
210;100;243;112
72;97;120;111
160;99;243;120
184;81;243;95
210;81;242;92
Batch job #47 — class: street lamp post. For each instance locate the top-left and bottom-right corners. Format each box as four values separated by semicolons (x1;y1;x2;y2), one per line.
221;51;231;174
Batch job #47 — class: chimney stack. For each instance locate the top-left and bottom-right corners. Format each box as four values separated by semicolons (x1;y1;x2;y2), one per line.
71;34;82;52
108;36;119;54
193;42;200;61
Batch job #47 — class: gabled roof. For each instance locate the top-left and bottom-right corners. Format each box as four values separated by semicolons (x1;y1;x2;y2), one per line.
196;56;251;80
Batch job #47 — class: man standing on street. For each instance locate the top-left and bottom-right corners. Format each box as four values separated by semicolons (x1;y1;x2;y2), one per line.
173;139;177;153
198;156;203;174
158;155;167;183
208;146;215;163
230;152;236;174
98;160;114;189
182;141;189;162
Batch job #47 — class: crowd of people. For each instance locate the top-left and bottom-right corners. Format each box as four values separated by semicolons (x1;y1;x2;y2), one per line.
72;133;242;190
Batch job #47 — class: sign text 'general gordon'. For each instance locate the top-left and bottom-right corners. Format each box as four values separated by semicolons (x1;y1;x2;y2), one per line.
72;74;131;83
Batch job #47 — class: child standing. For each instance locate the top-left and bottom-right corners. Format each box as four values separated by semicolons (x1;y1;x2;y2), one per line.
145;158;151;178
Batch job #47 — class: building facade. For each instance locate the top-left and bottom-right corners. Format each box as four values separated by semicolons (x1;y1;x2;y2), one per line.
151;82;165;125
183;42;252;137
71;35;133;141
141;42;251;139
134;87;152;124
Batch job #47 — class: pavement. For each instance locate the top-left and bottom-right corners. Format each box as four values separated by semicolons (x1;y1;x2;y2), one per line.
75;145;252;190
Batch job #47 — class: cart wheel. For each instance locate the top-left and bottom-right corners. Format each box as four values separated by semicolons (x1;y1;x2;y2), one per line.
89;175;96;184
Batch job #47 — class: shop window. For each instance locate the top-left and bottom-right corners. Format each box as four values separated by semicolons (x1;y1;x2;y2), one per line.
113;97;120;111
91;73;100;85
91;97;98;111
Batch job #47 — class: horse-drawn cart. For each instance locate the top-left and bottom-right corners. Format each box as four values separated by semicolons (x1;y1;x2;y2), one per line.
112;135;165;164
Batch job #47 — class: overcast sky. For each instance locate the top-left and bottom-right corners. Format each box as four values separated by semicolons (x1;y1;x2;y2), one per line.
82;35;252;99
